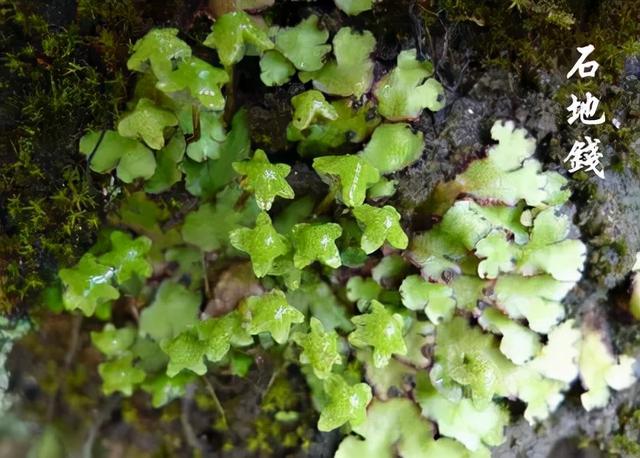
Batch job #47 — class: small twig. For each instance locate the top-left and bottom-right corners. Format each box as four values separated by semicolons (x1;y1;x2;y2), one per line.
234;190;251;212
263;369;280;396
161;197;199;232
409;1;425;60
223;66;236;125
187;104;201;144
181;384;205;453
128;299;140;323
314;187;337;216
261;362;288;400
439;52;470;94
84;130;106;189
202;254;211;299
202;375;227;429
85;130;106;172
46;314;82;421
82;396;120;458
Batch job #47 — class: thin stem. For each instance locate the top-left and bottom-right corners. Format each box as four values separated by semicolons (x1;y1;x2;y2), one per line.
202;375;227;429
314;186;337;216
46;314;82;421
202;253;211;299
181;384;204;453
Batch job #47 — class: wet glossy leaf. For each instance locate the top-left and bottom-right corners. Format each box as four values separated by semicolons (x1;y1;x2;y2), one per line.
183;110;226;162
79;130;156;183
288;99;380;156
300;27;375;97
352;204;408;253
128;28;191;79
98;354;146;396
230;212;290;277
91;324;137;357
291;222;343;269
374;49;444;120
267;256;303;290
233;149;294;210
313;155;380;207
161;328;208;377
275;15;331;71
145;133;185;193
293;317;342;379
99;231;152;283
242;289;304;344
360;123;423;174
156;57;229;110
291;90;338;130
259;50;295;86
117;98;178;150
203;11;274;66
197;311;251;362
318;374;372;431
59;253;119;316
349;300;406;368
183;110;251;198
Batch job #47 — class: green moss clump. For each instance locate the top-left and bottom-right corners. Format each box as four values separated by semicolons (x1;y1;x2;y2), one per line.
0;1;144;312
608;408;640;456
434;0;638;81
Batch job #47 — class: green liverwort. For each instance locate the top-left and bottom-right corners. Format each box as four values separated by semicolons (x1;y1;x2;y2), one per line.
318;374;372;431
230;212;290;277
233;149;294;211
293;317;342;379
349;300;407;368
352;204;408;254
242;289;304;344
59;253;119;316
117;98;178;150
204;11;273;66
313;155;380;207
291;223;343;269
127;28;191;79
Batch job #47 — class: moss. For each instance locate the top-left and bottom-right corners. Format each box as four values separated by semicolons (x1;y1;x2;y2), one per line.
433;0;640;85
244;372;315;455
261;375;298;413
0;1;144;312
608;408;640;456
